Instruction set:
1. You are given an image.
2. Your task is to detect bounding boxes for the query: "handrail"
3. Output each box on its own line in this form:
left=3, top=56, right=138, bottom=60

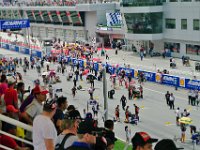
left=0, top=144, right=14, bottom=150
left=0, top=114, right=32, bottom=132
left=0, top=130, right=33, bottom=145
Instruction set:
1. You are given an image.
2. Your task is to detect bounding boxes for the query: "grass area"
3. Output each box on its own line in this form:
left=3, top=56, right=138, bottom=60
left=114, top=139, right=132, bottom=150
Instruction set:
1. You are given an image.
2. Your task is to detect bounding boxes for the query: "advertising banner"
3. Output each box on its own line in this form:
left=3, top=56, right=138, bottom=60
left=138, top=70, right=156, bottom=82
left=31, top=50, right=42, bottom=58
left=118, top=67, right=134, bottom=78
left=20, top=47, right=30, bottom=55
left=162, top=75, right=179, bottom=87
left=0, top=19, right=30, bottom=29
left=1, top=43, right=9, bottom=49
left=185, top=79, right=200, bottom=90
left=9, top=44, right=16, bottom=51
left=108, top=65, right=115, bottom=74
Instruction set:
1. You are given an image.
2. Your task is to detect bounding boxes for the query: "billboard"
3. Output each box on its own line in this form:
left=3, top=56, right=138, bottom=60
left=0, top=19, right=30, bottom=30
left=106, top=12, right=122, bottom=27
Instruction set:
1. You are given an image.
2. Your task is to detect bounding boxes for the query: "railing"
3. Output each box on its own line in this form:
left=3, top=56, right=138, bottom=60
left=0, top=114, right=33, bottom=150
left=0, top=0, right=120, bottom=7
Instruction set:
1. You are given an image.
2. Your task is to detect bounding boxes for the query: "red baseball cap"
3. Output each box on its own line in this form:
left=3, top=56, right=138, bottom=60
left=6, top=105, right=19, bottom=113
left=33, top=86, right=48, bottom=95
left=132, top=132, right=158, bottom=147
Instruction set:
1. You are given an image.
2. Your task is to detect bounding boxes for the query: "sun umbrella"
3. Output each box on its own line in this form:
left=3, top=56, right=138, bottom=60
left=82, top=69, right=89, bottom=76
left=179, top=117, right=192, bottom=124
left=87, top=74, right=97, bottom=80
left=42, top=72, right=49, bottom=76
left=93, top=58, right=101, bottom=62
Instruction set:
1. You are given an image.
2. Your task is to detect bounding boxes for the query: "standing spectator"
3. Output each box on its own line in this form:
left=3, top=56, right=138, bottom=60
left=73, top=77, right=77, bottom=87
left=180, top=123, right=187, bottom=143
left=4, top=76, right=18, bottom=109
left=140, top=45, right=144, bottom=61
left=103, top=120, right=117, bottom=144
left=169, top=93, right=175, bottom=110
left=71, top=86, right=77, bottom=98
left=66, top=121, right=96, bottom=150
left=33, top=99, right=57, bottom=150
left=165, top=91, right=170, bottom=106
left=125, top=126, right=131, bottom=143
left=0, top=74, right=8, bottom=96
left=88, top=86, right=94, bottom=99
left=55, top=110, right=81, bottom=149
left=175, top=107, right=180, bottom=126
left=134, top=104, right=140, bottom=121
left=131, top=132, right=158, bottom=150
left=120, top=95, right=127, bottom=111
left=53, top=96, right=68, bottom=135
left=188, top=90, right=192, bottom=105
left=115, top=105, right=120, bottom=122
left=155, top=139, right=184, bottom=150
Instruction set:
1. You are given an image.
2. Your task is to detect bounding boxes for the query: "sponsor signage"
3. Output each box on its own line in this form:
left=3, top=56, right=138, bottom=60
left=185, top=79, right=200, bottom=90
left=138, top=70, right=155, bottom=82
left=162, top=75, right=179, bottom=87
left=0, top=19, right=30, bottom=29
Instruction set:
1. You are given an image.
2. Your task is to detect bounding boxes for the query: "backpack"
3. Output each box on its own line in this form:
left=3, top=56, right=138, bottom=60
left=55, top=133, right=74, bottom=150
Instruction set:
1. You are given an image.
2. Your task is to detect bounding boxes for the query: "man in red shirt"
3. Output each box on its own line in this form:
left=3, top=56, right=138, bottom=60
left=4, top=76, right=18, bottom=109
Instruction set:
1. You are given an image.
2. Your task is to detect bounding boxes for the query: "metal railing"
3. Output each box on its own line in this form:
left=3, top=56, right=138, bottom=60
left=0, top=114, right=33, bottom=150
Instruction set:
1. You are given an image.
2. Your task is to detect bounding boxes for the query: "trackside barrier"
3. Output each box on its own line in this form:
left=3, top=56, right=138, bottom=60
left=64, top=56, right=200, bottom=90
left=0, top=42, right=199, bottom=90
left=0, top=42, right=42, bottom=58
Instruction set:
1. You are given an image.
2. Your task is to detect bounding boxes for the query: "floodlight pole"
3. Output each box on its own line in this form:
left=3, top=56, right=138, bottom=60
left=103, top=68, right=108, bottom=121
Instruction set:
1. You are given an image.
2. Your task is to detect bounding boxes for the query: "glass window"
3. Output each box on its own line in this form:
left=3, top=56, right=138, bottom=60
left=169, top=0, right=178, bottom=2
left=193, top=19, right=200, bottom=30
left=186, top=44, right=200, bottom=55
left=165, top=19, right=176, bottom=29
left=164, top=42, right=180, bottom=53
left=181, top=0, right=191, bottom=1
left=124, top=12, right=163, bottom=34
left=122, top=0, right=162, bottom=7
left=181, top=19, right=187, bottom=30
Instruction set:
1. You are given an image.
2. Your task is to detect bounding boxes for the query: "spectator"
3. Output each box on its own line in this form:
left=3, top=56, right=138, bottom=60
left=4, top=76, right=18, bottom=109
left=66, top=120, right=96, bottom=150
left=55, top=110, right=81, bottom=149
left=53, top=96, right=68, bottom=134
left=33, top=99, right=57, bottom=150
left=0, top=74, right=8, bottom=96
left=131, top=132, right=158, bottom=150
left=154, top=139, right=184, bottom=150
left=17, top=82, right=25, bottom=108
left=67, top=105, right=76, bottom=112
left=21, top=86, right=48, bottom=125
left=103, top=120, right=117, bottom=144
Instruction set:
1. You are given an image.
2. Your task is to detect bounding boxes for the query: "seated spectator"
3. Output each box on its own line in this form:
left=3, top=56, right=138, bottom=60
left=55, top=109, right=81, bottom=149
left=131, top=132, right=158, bottom=150
left=33, top=99, right=57, bottom=150
left=53, top=96, right=68, bottom=134
left=154, top=139, right=184, bottom=150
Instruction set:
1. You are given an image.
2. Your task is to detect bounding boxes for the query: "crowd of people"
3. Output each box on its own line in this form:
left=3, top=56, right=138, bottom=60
left=1, top=37, right=200, bottom=150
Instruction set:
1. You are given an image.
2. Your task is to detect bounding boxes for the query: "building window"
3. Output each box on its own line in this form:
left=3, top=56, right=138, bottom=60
left=186, top=44, right=200, bottom=55
left=181, top=19, right=187, bottom=30
left=164, top=42, right=180, bottom=53
left=169, top=0, right=178, bottom=2
left=165, top=19, right=176, bottom=29
left=193, top=19, right=200, bottom=30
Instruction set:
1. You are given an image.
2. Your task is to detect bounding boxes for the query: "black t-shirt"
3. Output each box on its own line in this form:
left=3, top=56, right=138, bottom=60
left=53, top=108, right=64, bottom=134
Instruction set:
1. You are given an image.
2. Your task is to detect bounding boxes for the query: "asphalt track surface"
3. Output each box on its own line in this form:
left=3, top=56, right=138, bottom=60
left=1, top=48, right=200, bottom=150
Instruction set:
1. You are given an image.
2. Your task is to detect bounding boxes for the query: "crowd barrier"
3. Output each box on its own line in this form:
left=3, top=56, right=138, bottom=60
left=1, top=42, right=199, bottom=90
left=64, top=56, right=200, bottom=91
left=0, top=42, right=42, bottom=58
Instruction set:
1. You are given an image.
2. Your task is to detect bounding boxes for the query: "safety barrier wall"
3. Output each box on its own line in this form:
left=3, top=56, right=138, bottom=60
left=0, top=42, right=42, bottom=58
left=1, top=42, right=199, bottom=90
left=64, top=56, right=200, bottom=90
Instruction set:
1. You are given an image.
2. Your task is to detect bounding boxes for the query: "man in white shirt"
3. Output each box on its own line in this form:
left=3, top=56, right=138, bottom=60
left=33, top=99, right=57, bottom=150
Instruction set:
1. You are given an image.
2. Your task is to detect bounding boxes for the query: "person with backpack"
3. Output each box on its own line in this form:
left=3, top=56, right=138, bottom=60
left=55, top=110, right=81, bottom=150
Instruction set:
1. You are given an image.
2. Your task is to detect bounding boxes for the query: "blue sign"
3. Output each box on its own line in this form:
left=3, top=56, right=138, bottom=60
left=20, top=47, right=30, bottom=55
left=162, top=75, right=179, bottom=87
left=138, top=70, right=155, bottom=82
left=185, top=79, right=200, bottom=90
left=0, top=19, right=30, bottom=29
left=117, top=67, right=134, bottom=78
left=15, top=46, right=19, bottom=52
left=9, top=44, right=15, bottom=51
left=1, top=43, right=9, bottom=49
left=93, top=63, right=99, bottom=71
left=31, top=50, right=42, bottom=58
left=108, top=65, right=115, bottom=74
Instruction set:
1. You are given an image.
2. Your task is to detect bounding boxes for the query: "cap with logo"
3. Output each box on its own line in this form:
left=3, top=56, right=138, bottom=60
left=64, top=110, right=82, bottom=120
left=77, top=121, right=94, bottom=134
left=33, top=86, right=48, bottom=95
left=7, top=76, right=16, bottom=85
left=131, top=132, right=158, bottom=147
left=155, top=139, right=184, bottom=150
